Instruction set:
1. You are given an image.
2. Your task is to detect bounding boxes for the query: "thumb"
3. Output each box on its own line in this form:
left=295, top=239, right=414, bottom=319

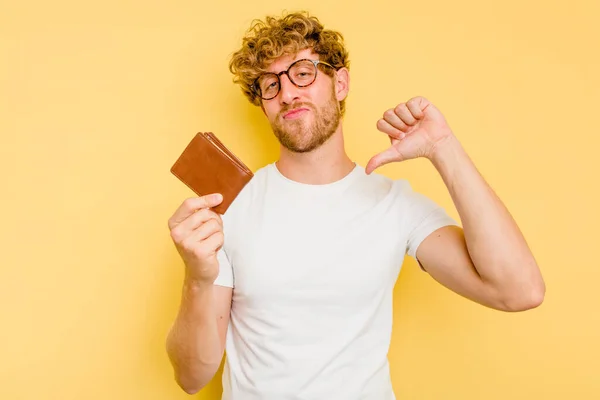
left=365, top=146, right=401, bottom=175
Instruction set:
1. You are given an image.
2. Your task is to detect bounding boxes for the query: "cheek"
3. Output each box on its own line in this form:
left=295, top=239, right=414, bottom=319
left=263, top=104, right=279, bottom=121
left=310, top=81, right=335, bottom=106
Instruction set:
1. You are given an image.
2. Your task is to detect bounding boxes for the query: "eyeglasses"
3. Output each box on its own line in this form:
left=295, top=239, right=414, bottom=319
left=253, top=58, right=336, bottom=101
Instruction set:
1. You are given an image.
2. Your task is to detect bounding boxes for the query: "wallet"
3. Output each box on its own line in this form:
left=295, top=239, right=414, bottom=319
left=170, top=132, right=254, bottom=214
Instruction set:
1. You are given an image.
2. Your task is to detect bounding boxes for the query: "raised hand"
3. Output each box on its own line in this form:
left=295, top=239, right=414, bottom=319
left=365, top=96, right=455, bottom=174
left=168, top=194, right=225, bottom=286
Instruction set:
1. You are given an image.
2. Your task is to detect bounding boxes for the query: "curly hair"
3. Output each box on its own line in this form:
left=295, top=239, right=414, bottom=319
left=228, top=11, right=350, bottom=115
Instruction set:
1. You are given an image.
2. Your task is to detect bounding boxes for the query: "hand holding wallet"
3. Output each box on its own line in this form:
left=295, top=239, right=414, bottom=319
left=170, top=132, right=254, bottom=214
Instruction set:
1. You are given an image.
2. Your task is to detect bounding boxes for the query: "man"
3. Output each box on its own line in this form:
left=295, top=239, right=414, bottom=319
left=165, top=11, right=545, bottom=400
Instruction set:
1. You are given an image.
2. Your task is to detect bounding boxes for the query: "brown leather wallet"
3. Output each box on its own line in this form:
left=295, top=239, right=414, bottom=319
left=170, top=132, right=254, bottom=214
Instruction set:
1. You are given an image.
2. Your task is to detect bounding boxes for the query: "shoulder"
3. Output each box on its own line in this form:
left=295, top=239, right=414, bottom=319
left=357, top=166, right=417, bottom=202
left=235, top=162, right=272, bottom=202
left=358, top=167, right=453, bottom=225
left=220, top=162, right=272, bottom=221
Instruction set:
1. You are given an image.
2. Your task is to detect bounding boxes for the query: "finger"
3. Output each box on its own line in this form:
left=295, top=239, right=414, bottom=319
left=365, top=146, right=402, bottom=175
left=184, top=218, right=223, bottom=247
left=168, top=194, right=223, bottom=229
left=406, top=97, right=425, bottom=120
left=382, top=109, right=409, bottom=132
left=178, top=208, right=222, bottom=233
left=170, top=209, right=222, bottom=244
left=394, top=103, right=417, bottom=126
left=377, top=119, right=406, bottom=140
left=188, top=230, right=225, bottom=257
left=205, top=230, right=225, bottom=253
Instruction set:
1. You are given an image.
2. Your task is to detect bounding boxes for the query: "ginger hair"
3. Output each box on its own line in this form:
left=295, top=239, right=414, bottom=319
left=228, top=11, right=350, bottom=115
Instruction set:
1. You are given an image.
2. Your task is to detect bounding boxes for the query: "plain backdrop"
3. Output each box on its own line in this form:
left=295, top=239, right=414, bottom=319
left=1, top=0, right=598, bottom=399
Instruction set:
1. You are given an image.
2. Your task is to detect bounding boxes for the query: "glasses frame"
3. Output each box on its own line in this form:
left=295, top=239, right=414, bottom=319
left=253, top=58, right=337, bottom=101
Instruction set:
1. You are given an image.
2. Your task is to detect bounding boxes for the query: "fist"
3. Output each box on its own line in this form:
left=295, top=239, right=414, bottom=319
left=366, top=96, right=454, bottom=174
left=168, top=193, right=225, bottom=285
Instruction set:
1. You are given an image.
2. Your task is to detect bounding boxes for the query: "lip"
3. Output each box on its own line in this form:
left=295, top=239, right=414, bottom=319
left=283, top=108, right=309, bottom=119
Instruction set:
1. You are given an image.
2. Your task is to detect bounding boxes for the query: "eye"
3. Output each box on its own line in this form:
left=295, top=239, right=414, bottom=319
left=259, top=76, right=278, bottom=92
left=293, top=67, right=315, bottom=80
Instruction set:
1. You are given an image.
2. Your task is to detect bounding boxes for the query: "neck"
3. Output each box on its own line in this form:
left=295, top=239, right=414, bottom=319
left=275, top=126, right=355, bottom=185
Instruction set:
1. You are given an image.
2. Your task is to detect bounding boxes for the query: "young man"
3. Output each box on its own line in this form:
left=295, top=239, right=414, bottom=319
left=165, top=11, right=545, bottom=399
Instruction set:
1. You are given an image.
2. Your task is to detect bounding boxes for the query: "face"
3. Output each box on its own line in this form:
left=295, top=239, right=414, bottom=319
left=260, top=49, right=348, bottom=153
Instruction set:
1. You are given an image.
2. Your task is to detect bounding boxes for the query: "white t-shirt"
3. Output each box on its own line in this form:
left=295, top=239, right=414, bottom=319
left=213, top=162, right=459, bottom=400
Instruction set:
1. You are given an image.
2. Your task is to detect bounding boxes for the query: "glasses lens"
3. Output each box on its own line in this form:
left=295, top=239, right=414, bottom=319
left=289, top=60, right=317, bottom=86
left=257, top=73, right=280, bottom=99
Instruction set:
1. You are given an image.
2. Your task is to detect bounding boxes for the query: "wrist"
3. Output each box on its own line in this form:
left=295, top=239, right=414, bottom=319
left=183, top=276, right=214, bottom=292
left=179, top=278, right=215, bottom=318
left=428, top=135, right=464, bottom=170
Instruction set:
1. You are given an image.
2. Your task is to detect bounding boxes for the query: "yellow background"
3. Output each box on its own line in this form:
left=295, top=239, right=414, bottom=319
left=1, top=0, right=598, bottom=399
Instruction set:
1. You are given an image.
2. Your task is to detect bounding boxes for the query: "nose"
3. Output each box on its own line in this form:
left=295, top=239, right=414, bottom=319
left=278, top=73, right=301, bottom=105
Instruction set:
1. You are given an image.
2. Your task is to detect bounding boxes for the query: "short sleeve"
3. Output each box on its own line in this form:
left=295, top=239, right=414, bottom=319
left=400, top=182, right=460, bottom=259
left=213, top=247, right=234, bottom=288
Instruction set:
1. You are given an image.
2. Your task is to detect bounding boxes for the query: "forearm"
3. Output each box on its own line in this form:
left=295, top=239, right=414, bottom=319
left=430, top=137, right=545, bottom=306
left=166, top=282, right=223, bottom=393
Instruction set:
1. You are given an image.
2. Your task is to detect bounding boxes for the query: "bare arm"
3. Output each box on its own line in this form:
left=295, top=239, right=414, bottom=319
left=165, top=194, right=233, bottom=393
left=367, top=96, right=545, bottom=312
left=166, top=283, right=232, bottom=394
left=417, top=137, right=545, bottom=312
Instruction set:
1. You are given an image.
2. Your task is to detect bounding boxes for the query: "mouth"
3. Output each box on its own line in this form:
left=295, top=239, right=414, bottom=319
left=283, top=108, right=309, bottom=119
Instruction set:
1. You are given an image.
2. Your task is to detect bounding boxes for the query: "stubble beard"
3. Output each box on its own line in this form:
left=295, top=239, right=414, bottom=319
left=271, top=87, right=341, bottom=154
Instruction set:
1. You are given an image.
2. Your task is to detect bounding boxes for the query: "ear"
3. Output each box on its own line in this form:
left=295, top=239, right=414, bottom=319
left=334, top=67, right=350, bottom=102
